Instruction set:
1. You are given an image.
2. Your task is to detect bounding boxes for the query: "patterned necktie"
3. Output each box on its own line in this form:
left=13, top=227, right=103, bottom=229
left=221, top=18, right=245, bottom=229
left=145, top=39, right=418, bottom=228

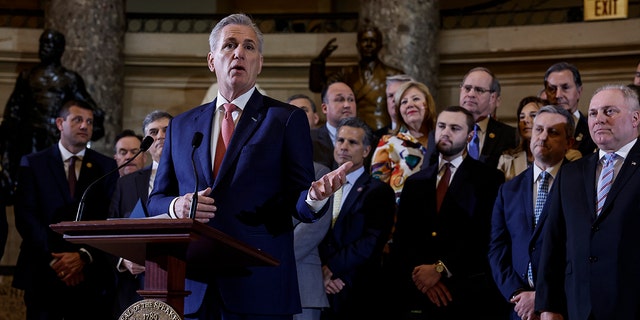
left=68, top=156, right=77, bottom=197
left=436, top=163, right=451, bottom=213
left=214, top=103, right=237, bottom=177
left=331, top=186, right=344, bottom=228
left=528, top=171, right=550, bottom=287
left=596, top=153, right=616, bottom=216
left=468, top=124, right=480, bottom=160
left=534, top=171, right=550, bottom=227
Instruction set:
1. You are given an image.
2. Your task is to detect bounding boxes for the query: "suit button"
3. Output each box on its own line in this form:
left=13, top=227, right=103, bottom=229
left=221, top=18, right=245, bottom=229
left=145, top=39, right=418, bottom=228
left=588, top=256, right=598, bottom=262
left=431, top=231, right=437, bottom=237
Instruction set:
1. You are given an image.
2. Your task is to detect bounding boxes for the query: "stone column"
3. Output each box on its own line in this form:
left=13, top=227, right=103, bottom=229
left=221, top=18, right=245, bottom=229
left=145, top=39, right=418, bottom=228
left=360, top=0, right=440, bottom=99
left=44, top=0, right=126, bottom=154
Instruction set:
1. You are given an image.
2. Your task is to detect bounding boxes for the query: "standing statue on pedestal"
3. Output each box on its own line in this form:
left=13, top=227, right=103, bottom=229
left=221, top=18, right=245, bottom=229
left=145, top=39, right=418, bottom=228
left=0, top=29, right=104, bottom=202
left=309, top=24, right=403, bottom=130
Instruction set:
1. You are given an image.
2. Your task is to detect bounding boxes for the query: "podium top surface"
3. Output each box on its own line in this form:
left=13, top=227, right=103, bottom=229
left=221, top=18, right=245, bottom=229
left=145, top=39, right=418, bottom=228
left=50, top=218, right=279, bottom=268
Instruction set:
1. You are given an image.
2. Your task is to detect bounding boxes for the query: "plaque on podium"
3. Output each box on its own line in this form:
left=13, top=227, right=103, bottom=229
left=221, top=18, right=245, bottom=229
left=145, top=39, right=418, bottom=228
left=50, top=219, right=279, bottom=318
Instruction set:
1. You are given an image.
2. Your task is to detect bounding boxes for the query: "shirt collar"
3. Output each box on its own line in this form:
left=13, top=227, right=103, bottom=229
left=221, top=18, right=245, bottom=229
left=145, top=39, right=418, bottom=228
left=345, top=166, right=365, bottom=186
left=475, top=116, right=490, bottom=133
left=598, top=138, right=637, bottom=161
left=216, top=86, right=256, bottom=111
left=440, top=154, right=464, bottom=170
left=58, top=141, right=86, bottom=161
left=532, top=161, right=562, bottom=183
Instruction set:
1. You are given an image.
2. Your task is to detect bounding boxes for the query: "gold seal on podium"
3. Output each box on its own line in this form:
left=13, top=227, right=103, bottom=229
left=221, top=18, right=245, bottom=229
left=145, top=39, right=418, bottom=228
left=119, top=299, right=181, bottom=320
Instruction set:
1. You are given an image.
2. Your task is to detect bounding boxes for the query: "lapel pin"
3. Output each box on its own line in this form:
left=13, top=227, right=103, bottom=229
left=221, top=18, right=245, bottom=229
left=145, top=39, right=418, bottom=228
left=357, top=187, right=363, bottom=192
left=632, top=161, right=637, bottom=166
left=251, top=117, right=257, bottom=122
left=489, top=133, right=495, bottom=139
left=86, top=162, right=92, bottom=168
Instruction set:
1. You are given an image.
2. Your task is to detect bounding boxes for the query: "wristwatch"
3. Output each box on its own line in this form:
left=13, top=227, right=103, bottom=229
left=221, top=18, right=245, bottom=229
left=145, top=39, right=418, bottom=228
left=435, top=260, right=446, bottom=273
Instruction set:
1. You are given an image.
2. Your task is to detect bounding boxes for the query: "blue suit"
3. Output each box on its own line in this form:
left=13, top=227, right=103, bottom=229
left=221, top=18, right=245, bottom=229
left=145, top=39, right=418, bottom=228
left=536, top=140, right=640, bottom=319
left=12, top=145, right=118, bottom=319
left=148, top=89, right=322, bottom=316
left=319, top=171, right=396, bottom=319
left=488, top=165, right=560, bottom=319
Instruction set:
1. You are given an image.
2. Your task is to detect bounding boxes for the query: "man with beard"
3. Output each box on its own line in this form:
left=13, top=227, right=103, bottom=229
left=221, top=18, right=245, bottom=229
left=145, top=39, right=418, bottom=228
left=387, top=106, right=508, bottom=319
left=543, top=62, right=596, bottom=157
left=309, top=25, right=402, bottom=131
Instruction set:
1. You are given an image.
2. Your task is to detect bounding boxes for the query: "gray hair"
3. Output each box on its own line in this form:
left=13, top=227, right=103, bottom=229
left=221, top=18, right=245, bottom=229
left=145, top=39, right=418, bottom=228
left=592, top=84, right=640, bottom=111
left=142, top=110, right=173, bottom=135
left=536, top=105, right=575, bottom=140
left=209, top=13, right=264, bottom=54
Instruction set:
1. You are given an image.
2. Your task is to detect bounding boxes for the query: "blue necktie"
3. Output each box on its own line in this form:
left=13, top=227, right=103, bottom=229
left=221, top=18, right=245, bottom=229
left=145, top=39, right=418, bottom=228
left=528, top=171, right=550, bottom=287
left=596, top=153, right=616, bottom=216
left=468, top=124, right=480, bottom=160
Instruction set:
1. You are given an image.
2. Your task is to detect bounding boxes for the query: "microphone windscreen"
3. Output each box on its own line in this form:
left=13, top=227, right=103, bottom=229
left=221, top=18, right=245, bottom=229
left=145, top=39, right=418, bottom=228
left=192, top=132, right=204, bottom=148
left=140, top=136, right=155, bottom=151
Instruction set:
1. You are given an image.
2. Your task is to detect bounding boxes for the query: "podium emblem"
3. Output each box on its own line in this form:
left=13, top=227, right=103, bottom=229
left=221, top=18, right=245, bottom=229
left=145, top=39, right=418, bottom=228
left=119, top=299, right=180, bottom=320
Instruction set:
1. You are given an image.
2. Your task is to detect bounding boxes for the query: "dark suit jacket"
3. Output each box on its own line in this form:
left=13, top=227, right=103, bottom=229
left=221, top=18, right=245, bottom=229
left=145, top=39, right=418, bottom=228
left=389, top=155, right=508, bottom=318
left=12, top=145, right=117, bottom=317
left=319, top=170, right=396, bottom=318
left=108, top=166, right=152, bottom=317
left=488, top=162, right=567, bottom=319
left=311, top=125, right=338, bottom=170
left=536, top=140, right=640, bottom=319
left=574, top=111, right=597, bottom=157
left=480, top=117, right=518, bottom=169
left=110, top=166, right=152, bottom=219
left=148, top=90, right=322, bottom=316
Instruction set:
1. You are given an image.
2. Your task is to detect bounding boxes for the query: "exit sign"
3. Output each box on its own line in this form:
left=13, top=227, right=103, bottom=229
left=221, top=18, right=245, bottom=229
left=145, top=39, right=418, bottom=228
left=584, top=0, right=628, bottom=21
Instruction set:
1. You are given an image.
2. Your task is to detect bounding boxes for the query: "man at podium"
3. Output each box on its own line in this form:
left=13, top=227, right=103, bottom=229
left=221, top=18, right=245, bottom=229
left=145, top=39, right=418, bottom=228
left=148, top=13, right=348, bottom=320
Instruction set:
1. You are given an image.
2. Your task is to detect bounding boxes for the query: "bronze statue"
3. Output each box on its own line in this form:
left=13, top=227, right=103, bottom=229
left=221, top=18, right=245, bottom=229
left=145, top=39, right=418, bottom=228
left=0, top=29, right=104, bottom=201
left=309, top=24, right=403, bottom=130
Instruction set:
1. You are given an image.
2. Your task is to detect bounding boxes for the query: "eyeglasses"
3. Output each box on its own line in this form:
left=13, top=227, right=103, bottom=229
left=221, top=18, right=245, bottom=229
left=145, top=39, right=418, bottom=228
left=460, top=85, right=493, bottom=95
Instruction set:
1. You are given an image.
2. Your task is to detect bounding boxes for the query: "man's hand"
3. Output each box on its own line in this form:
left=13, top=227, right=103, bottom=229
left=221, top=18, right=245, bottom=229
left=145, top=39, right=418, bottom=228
left=540, top=312, right=563, bottom=320
left=309, top=161, right=353, bottom=201
left=412, top=264, right=442, bottom=293
left=50, top=252, right=85, bottom=286
left=511, top=291, right=539, bottom=320
left=426, top=281, right=452, bottom=307
left=173, top=187, right=216, bottom=222
left=322, top=265, right=345, bottom=294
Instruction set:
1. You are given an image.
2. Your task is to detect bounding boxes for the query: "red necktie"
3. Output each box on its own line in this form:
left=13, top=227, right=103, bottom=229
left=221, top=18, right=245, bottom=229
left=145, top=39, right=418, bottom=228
left=68, top=156, right=77, bottom=197
left=214, top=103, right=237, bottom=177
left=436, top=163, right=451, bottom=213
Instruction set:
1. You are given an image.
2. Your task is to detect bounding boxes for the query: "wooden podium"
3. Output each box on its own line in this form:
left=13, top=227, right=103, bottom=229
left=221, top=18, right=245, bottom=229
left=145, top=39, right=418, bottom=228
left=50, top=219, right=279, bottom=318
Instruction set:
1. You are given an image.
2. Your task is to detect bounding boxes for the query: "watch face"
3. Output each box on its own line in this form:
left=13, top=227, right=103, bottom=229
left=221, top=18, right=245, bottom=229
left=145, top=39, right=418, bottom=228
left=436, top=265, right=444, bottom=273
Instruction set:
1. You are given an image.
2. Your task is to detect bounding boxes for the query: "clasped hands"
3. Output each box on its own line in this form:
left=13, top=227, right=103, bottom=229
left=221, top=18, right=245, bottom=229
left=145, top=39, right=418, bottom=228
left=173, top=161, right=353, bottom=222
left=412, top=264, right=452, bottom=307
left=50, top=252, right=85, bottom=287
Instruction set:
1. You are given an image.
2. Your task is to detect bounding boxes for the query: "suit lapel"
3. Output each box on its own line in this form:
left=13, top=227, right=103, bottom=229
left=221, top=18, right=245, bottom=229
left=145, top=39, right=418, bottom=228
left=189, top=102, right=216, bottom=186
left=582, top=152, right=599, bottom=219
left=521, top=168, right=535, bottom=232
left=334, top=172, right=368, bottom=230
left=213, top=90, right=264, bottom=188
left=599, top=140, right=640, bottom=218
left=48, top=146, right=70, bottom=198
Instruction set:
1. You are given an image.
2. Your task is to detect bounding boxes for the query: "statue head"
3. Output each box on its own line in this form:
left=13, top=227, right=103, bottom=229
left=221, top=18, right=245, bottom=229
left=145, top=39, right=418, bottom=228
left=356, top=24, right=382, bottom=60
left=39, top=29, right=65, bottom=64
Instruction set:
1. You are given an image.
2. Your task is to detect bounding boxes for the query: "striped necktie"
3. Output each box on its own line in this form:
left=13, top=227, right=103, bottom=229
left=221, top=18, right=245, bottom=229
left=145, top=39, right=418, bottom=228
left=468, top=124, right=480, bottom=160
left=596, top=153, right=616, bottom=216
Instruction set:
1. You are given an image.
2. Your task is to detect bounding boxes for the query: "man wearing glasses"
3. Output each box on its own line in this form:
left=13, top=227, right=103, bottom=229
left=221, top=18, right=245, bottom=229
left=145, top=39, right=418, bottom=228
left=459, top=67, right=517, bottom=169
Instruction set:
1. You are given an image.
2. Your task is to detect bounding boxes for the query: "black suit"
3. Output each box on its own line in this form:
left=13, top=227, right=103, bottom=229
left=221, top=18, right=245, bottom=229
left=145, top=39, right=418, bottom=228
left=389, top=155, right=509, bottom=319
left=12, top=145, right=118, bottom=320
left=311, top=125, right=338, bottom=170
left=108, top=166, right=152, bottom=317
left=319, top=170, right=396, bottom=319
left=536, top=140, right=640, bottom=319
left=573, top=111, right=596, bottom=157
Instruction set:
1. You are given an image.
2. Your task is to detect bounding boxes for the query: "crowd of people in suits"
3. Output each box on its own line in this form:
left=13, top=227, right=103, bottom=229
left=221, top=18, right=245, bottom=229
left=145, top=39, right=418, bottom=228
left=2, top=12, right=640, bottom=320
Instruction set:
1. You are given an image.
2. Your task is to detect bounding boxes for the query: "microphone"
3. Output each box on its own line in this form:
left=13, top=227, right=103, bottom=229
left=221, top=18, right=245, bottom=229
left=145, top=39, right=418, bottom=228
left=75, top=135, right=154, bottom=221
left=189, top=132, right=204, bottom=219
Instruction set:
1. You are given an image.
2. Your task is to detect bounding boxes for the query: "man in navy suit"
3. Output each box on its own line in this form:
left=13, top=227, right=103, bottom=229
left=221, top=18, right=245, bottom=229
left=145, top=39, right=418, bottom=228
left=459, top=67, right=517, bottom=169
left=147, top=14, right=348, bottom=320
left=311, top=82, right=357, bottom=170
left=319, top=117, right=396, bottom=320
left=108, top=110, right=172, bottom=318
left=12, top=99, right=118, bottom=320
left=389, top=106, right=508, bottom=319
left=488, top=105, right=575, bottom=320
left=543, top=62, right=597, bottom=158
left=536, top=85, right=640, bottom=319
